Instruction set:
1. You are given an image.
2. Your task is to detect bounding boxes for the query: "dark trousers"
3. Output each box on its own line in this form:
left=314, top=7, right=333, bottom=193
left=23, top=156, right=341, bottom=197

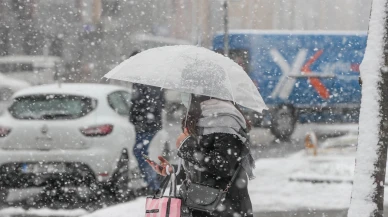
left=133, top=131, right=160, bottom=190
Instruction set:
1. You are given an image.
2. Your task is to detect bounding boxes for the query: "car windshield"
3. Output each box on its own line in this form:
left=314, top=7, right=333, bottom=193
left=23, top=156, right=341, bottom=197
left=8, top=94, right=97, bottom=120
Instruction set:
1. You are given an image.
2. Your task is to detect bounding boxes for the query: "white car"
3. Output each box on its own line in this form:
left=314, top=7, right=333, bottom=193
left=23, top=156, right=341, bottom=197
left=0, top=83, right=147, bottom=202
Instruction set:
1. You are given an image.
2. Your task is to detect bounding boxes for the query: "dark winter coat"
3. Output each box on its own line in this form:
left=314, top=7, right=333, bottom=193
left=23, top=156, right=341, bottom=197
left=129, top=84, right=164, bottom=133
left=177, top=133, right=253, bottom=217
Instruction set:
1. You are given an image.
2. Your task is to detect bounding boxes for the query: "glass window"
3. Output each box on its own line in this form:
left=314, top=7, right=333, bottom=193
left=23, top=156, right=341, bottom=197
left=9, top=94, right=97, bottom=120
left=120, top=91, right=131, bottom=108
left=108, top=91, right=130, bottom=116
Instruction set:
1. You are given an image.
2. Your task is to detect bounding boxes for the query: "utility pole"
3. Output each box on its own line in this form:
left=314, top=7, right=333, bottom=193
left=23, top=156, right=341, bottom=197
left=223, top=0, right=229, bottom=57
left=373, top=4, right=388, bottom=215
left=348, top=0, right=388, bottom=216
left=191, top=0, right=197, bottom=44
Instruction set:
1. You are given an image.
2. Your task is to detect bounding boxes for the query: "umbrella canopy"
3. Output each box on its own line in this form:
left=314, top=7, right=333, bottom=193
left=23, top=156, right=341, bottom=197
left=103, top=45, right=267, bottom=113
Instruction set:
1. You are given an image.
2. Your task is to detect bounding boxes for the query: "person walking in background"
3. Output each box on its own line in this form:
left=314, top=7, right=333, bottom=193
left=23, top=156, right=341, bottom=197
left=129, top=50, right=165, bottom=193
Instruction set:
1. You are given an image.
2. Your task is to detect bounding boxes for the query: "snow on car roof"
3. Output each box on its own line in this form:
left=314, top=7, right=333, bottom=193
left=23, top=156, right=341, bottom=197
left=12, top=83, right=129, bottom=99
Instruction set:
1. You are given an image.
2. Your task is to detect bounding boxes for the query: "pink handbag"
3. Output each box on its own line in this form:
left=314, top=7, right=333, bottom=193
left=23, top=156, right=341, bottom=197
left=145, top=173, right=182, bottom=217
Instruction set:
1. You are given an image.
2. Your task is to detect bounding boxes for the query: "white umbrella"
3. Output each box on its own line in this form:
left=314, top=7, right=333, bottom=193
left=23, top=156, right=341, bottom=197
left=103, top=45, right=267, bottom=113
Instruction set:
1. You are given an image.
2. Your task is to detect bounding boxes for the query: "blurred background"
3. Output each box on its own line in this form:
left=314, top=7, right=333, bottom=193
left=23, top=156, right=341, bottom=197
left=0, top=0, right=371, bottom=82
left=0, top=1, right=376, bottom=217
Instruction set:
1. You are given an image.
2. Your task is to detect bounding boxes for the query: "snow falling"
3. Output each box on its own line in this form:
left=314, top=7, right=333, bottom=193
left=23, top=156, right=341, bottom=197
left=0, top=0, right=386, bottom=217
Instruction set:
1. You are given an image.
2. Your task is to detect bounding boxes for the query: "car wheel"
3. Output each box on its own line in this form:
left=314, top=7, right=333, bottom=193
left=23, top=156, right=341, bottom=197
left=270, top=105, right=297, bottom=141
left=111, top=150, right=131, bottom=202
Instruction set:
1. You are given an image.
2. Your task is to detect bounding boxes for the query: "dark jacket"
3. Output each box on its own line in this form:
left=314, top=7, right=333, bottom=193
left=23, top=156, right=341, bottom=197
left=129, top=84, right=164, bottom=133
left=177, top=133, right=253, bottom=217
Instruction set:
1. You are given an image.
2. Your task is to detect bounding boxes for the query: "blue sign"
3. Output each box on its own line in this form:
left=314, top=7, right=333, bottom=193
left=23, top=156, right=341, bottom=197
left=213, top=31, right=367, bottom=123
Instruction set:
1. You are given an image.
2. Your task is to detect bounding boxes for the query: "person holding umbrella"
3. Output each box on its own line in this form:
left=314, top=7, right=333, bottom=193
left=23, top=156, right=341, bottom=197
left=103, top=46, right=267, bottom=217
left=153, top=95, right=255, bottom=216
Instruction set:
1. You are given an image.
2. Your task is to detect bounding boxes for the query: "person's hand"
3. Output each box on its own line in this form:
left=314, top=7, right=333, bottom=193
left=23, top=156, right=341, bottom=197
left=176, top=128, right=190, bottom=149
left=146, top=156, right=173, bottom=176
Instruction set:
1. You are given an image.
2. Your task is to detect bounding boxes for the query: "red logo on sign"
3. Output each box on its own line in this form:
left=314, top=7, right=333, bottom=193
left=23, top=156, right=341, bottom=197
left=301, top=50, right=330, bottom=100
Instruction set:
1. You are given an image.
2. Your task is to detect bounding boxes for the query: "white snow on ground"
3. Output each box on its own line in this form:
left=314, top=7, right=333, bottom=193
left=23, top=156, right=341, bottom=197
left=249, top=154, right=354, bottom=211
left=0, top=207, right=87, bottom=217
left=348, top=0, right=386, bottom=216
left=81, top=150, right=362, bottom=217
left=289, top=156, right=355, bottom=183
left=82, top=197, right=145, bottom=217
left=81, top=141, right=388, bottom=217
left=82, top=157, right=352, bottom=217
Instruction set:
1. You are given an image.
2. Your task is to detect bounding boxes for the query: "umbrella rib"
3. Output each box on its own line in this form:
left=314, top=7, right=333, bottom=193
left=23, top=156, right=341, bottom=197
left=225, top=66, right=236, bottom=104
left=251, top=82, right=262, bottom=111
left=160, top=73, right=167, bottom=90
left=159, top=60, right=171, bottom=91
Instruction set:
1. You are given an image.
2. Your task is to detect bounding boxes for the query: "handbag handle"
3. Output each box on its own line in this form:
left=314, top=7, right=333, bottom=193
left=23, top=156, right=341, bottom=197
left=224, top=164, right=242, bottom=192
left=154, top=175, right=171, bottom=198
left=168, top=172, right=177, bottom=197
left=155, top=168, right=178, bottom=198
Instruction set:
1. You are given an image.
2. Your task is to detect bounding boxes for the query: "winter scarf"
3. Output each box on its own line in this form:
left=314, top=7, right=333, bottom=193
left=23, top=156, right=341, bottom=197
left=197, top=99, right=256, bottom=179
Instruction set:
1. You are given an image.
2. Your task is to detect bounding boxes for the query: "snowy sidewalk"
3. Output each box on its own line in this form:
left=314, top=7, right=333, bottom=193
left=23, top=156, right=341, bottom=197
left=0, top=207, right=87, bottom=217
left=78, top=152, right=358, bottom=217
left=3, top=148, right=387, bottom=217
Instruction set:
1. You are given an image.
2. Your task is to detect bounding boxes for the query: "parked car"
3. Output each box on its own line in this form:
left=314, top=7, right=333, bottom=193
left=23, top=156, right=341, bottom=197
left=0, top=55, right=64, bottom=85
left=213, top=30, right=366, bottom=140
left=0, top=73, right=30, bottom=112
left=0, top=83, right=168, bottom=202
